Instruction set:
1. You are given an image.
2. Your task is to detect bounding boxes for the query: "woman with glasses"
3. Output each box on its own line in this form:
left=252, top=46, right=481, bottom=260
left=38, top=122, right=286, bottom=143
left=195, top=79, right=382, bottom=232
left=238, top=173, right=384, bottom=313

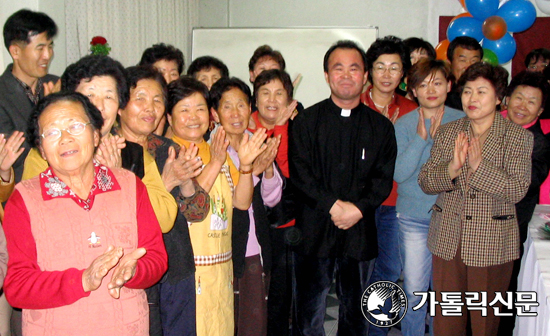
left=2, top=91, right=168, bottom=335
left=361, top=36, right=418, bottom=336
left=419, top=62, right=532, bottom=336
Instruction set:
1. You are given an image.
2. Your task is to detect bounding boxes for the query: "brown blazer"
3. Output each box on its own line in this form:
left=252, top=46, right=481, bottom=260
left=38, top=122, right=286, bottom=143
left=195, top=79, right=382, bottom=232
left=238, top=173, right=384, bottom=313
left=418, top=113, right=533, bottom=267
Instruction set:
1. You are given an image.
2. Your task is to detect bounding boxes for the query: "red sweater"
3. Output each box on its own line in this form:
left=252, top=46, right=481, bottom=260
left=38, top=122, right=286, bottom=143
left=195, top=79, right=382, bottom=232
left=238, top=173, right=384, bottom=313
left=249, top=111, right=290, bottom=178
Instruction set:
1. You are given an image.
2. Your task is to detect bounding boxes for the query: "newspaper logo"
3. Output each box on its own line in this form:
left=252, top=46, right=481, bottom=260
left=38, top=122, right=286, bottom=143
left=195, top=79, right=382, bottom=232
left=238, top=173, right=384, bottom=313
left=361, top=281, right=407, bottom=327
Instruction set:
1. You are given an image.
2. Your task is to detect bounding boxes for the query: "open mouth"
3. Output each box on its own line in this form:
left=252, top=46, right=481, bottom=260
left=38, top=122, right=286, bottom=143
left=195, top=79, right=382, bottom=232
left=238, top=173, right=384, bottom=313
left=60, top=149, right=78, bottom=157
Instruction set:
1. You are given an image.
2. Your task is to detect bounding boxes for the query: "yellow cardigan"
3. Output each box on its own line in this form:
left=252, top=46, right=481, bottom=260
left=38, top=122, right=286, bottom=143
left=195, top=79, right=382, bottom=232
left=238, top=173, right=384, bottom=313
left=22, top=147, right=177, bottom=232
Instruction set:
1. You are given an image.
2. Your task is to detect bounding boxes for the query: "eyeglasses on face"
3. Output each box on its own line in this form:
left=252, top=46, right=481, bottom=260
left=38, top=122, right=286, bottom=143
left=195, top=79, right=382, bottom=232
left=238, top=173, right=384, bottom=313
left=373, top=65, right=403, bottom=76
left=41, top=122, right=91, bottom=141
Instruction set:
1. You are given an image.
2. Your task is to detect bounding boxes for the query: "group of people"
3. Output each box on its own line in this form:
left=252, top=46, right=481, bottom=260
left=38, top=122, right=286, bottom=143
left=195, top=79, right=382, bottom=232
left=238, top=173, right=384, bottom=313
left=0, top=7, right=549, bottom=336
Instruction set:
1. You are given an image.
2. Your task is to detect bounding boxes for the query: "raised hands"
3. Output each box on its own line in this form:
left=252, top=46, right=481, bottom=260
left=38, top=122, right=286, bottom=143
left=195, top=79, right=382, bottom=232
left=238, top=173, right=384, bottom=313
left=95, top=134, right=126, bottom=168
left=252, top=134, right=281, bottom=177
left=429, top=106, right=445, bottom=140
left=107, top=247, right=146, bottom=299
left=82, top=245, right=123, bottom=293
left=448, top=131, right=469, bottom=179
left=162, top=143, right=203, bottom=194
left=0, top=131, right=25, bottom=182
left=210, top=126, right=230, bottom=165
left=275, top=100, right=299, bottom=126
left=238, top=128, right=268, bottom=168
left=467, top=135, right=482, bottom=172
left=43, top=79, right=61, bottom=97
left=381, top=106, right=399, bottom=124
left=417, top=107, right=445, bottom=141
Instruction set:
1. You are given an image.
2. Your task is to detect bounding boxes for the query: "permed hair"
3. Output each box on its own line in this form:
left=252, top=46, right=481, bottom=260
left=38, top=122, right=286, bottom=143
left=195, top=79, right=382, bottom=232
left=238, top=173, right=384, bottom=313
left=457, top=62, right=509, bottom=101
left=403, top=37, right=436, bottom=60
left=61, top=55, right=129, bottom=109
left=166, top=76, right=210, bottom=115
left=507, top=70, right=550, bottom=108
left=366, top=35, right=411, bottom=83
left=524, top=48, right=550, bottom=68
left=125, top=65, right=168, bottom=104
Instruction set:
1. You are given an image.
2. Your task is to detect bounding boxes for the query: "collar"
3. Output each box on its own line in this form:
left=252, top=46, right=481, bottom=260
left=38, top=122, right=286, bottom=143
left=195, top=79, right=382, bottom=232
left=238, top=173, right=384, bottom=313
left=362, top=85, right=398, bottom=112
left=500, top=110, right=538, bottom=130
left=40, top=161, right=121, bottom=211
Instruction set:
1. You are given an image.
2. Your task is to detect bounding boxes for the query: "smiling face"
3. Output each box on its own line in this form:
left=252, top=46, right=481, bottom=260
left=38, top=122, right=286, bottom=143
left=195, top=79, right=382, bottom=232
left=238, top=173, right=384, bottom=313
left=250, top=57, right=280, bottom=83
left=119, top=79, right=165, bottom=141
left=169, top=92, right=209, bottom=143
left=371, top=53, right=403, bottom=95
left=38, top=100, right=99, bottom=176
left=507, top=85, right=544, bottom=126
left=212, top=88, right=251, bottom=136
left=325, top=48, right=368, bottom=107
left=256, top=79, right=290, bottom=127
left=461, top=77, right=500, bottom=126
left=10, top=31, right=54, bottom=85
left=76, top=75, right=119, bottom=137
left=153, top=59, right=180, bottom=84
left=451, top=47, right=481, bottom=81
left=195, top=67, right=222, bottom=90
left=412, top=70, right=451, bottom=112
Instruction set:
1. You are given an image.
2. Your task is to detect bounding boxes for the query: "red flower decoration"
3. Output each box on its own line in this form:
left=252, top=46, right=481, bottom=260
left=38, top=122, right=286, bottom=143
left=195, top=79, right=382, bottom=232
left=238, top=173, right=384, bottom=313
left=90, top=36, right=107, bottom=46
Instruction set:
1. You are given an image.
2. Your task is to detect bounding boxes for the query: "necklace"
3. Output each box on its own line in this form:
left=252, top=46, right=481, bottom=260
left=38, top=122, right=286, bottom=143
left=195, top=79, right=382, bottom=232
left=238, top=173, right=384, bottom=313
left=369, top=90, right=393, bottom=109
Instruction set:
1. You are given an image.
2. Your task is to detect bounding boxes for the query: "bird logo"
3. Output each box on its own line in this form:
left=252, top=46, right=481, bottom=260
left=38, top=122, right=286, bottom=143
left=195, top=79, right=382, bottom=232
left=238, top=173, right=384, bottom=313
left=361, top=281, right=407, bottom=327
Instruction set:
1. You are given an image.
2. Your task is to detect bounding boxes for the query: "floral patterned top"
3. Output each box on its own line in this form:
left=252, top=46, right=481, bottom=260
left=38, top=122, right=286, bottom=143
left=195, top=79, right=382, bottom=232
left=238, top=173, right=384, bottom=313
left=40, top=161, right=120, bottom=211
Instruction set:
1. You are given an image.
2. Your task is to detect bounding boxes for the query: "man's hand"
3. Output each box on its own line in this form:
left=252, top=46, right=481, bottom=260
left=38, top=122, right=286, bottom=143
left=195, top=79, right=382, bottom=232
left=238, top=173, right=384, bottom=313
left=330, top=200, right=363, bottom=230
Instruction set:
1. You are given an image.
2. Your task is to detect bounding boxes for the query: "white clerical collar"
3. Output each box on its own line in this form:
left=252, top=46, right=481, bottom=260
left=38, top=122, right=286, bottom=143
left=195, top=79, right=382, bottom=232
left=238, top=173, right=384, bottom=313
left=341, top=109, right=351, bottom=117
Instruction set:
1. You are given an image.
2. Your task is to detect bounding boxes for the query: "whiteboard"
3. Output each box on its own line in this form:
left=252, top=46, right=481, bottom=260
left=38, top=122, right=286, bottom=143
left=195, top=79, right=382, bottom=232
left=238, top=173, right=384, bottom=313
left=192, top=27, right=378, bottom=108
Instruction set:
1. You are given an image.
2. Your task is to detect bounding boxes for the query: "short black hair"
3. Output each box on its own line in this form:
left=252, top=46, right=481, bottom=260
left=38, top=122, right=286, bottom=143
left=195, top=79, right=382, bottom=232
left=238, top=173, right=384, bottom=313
left=524, top=48, right=550, bottom=68
left=447, top=36, right=483, bottom=62
left=125, top=65, right=168, bottom=104
left=3, top=9, right=57, bottom=50
left=365, top=36, right=410, bottom=83
left=31, top=91, right=104, bottom=147
left=187, top=56, right=229, bottom=79
left=253, top=69, right=294, bottom=103
left=507, top=70, right=550, bottom=108
left=248, top=45, right=286, bottom=72
left=403, top=37, right=436, bottom=60
left=209, top=77, right=252, bottom=112
left=139, top=43, right=185, bottom=75
left=457, top=62, right=508, bottom=101
left=323, top=40, right=367, bottom=73
left=61, top=55, right=129, bottom=109
left=167, top=76, right=210, bottom=115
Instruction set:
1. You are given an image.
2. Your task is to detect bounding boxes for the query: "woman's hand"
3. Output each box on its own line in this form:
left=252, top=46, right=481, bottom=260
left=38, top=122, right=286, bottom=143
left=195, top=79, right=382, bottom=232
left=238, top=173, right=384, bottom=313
left=0, top=131, right=25, bottom=182
left=210, top=126, right=229, bottom=165
left=275, top=100, right=298, bottom=126
left=43, top=79, right=61, bottom=97
left=252, top=134, right=281, bottom=177
left=429, top=106, right=445, bottom=140
left=417, top=108, right=428, bottom=141
left=448, top=131, right=469, bottom=179
left=82, top=245, right=123, bottom=293
left=95, top=134, right=126, bottom=168
left=162, top=144, right=203, bottom=193
left=238, top=128, right=268, bottom=168
left=468, top=135, right=482, bottom=172
left=107, top=247, right=147, bottom=299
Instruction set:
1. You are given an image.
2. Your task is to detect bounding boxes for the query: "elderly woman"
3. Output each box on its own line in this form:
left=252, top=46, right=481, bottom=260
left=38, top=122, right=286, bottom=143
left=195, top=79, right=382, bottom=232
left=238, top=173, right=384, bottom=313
left=393, top=59, right=463, bottom=336
left=209, top=77, right=282, bottom=336
left=118, top=66, right=209, bottom=336
left=418, top=62, right=532, bottom=336
left=2, top=92, right=167, bottom=335
left=23, top=55, right=129, bottom=179
left=167, top=76, right=266, bottom=336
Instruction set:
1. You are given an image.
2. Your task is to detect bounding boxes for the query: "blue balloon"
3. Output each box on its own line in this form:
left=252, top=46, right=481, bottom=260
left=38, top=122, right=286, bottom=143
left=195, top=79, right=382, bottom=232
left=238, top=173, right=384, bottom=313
left=447, top=17, right=484, bottom=42
left=465, top=0, right=499, bottom=21
left=496, top=0, right=537, bottom=33
left=482, top=33, right=517, bottom=64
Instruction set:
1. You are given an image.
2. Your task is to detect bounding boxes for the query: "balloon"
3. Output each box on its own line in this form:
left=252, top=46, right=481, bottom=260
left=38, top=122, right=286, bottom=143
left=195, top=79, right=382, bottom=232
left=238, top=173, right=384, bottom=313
left=496, top=0, right=537, bottom=33
left=459, top=0, right=466, bottom=8
left=535, top=0, right=550, bottom=15
left=435, top=40, right=450, bottom=60
left=451, top=12, right=473, bottom=23
left=482, top=16, right=507, bottom=40
left=465, top=0, right=499, bottom=21
left=482, top=33, right=517, bottom=64
left=482, top=48, right=499, bottom=65
left=447, top=17, right=484, bottom=42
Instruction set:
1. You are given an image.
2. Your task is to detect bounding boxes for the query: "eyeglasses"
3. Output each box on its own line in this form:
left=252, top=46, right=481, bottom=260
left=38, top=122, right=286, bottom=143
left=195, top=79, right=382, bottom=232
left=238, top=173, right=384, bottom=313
left=528, top=64, right=548, bottom=71
left=373, top=65, right=403, bottom=76
left=41, top=122, right=91, bottom=141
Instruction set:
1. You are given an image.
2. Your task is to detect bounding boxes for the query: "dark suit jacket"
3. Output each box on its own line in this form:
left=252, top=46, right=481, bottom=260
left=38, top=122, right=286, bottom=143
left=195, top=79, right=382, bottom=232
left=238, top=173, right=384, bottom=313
left=0, top=64, right=58, bottom=182
left=418, top=113, right=533, bottom=267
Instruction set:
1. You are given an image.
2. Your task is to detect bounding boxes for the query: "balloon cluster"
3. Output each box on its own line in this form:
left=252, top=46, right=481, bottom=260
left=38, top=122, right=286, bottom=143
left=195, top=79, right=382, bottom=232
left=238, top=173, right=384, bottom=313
left=436, top=0, right=537, bottom=65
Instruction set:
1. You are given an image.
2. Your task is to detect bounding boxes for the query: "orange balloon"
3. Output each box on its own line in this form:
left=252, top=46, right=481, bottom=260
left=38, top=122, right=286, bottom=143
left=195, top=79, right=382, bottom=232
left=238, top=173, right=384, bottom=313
left=451, top=12, right=473, bottom=23
left=482, top=16, right=507, bottom=41
left=458, top=0, right=466, bottom=8
left=436, top=40, right=450, bottom=60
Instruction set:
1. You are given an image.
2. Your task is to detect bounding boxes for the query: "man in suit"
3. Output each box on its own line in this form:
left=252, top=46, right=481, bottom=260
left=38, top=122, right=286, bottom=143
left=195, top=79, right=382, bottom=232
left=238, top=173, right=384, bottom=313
left=1, top=9, right=58, bottom=183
